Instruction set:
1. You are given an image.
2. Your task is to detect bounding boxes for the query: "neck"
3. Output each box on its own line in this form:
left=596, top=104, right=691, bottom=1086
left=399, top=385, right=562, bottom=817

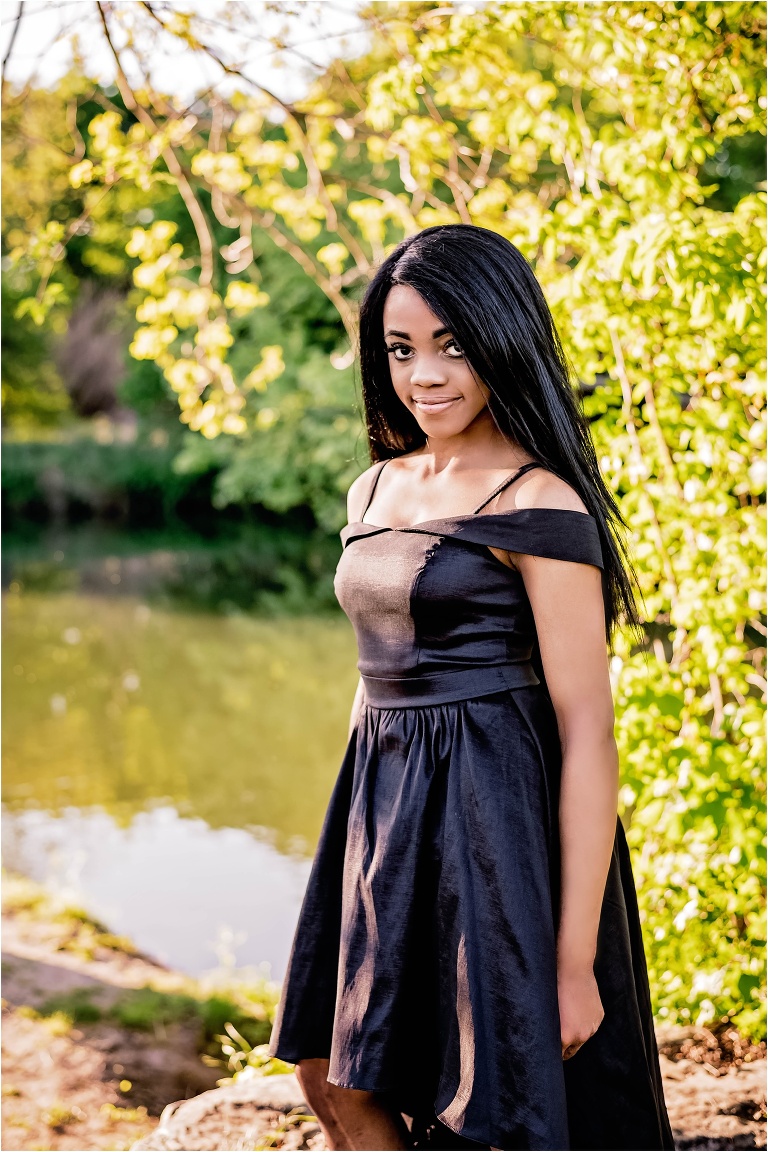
left=421, top=411, right=525, bottom=475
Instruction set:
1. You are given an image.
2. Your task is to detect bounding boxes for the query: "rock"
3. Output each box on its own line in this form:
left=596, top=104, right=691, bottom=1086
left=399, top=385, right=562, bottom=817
left=657, top=1025, right=767, bottom=1070
left=131, top=1072, right=323, bottom=1151
left=664, top=1059, right=767, bottom=1150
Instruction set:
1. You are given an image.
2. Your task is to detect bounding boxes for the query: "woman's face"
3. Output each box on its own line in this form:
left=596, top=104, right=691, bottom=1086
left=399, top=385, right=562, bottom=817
left=382, top=285, right=490, bottom=438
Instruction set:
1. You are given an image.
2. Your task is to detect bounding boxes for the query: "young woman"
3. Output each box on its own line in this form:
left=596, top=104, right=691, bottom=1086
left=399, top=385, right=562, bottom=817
left=269, top=224, right=675, bottom=1152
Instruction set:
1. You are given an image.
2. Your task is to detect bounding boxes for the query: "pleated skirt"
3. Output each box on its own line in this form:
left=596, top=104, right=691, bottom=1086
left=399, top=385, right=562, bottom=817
left=268, top=686, right=675, bottom=1151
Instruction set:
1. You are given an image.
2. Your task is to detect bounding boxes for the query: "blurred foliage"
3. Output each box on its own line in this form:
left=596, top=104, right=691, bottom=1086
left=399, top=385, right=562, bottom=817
left=3, top=521, right=341, bottom=612
left=1, top=276, right=72, bottom=430
left=171, top=228, right=365, bottom=528
left=210, top=1025, right=295, bottom=1081
left=3, top=1, right=766, bottom=1036
left=1, top=433, right=210, bottom=525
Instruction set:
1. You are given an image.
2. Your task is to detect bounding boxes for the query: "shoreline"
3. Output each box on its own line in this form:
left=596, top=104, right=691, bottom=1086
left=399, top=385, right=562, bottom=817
left=1, top=872, right=283, bottom=1152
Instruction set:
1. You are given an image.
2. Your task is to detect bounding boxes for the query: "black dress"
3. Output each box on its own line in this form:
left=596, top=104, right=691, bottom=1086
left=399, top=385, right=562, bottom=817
left=269, top=460, right=675, bottom=1152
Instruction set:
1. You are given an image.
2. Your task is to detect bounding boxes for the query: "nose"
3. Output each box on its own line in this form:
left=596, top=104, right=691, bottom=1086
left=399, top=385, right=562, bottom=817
left=408, top=353, right=449, bottom=387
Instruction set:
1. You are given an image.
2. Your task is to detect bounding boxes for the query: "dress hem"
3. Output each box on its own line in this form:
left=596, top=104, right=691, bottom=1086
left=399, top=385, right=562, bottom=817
left=326, top=1073, right=401, bottom=1094
left=267, top=1044, right=329, bottom=1065
left=319, top=1069, right=528, bottom=1151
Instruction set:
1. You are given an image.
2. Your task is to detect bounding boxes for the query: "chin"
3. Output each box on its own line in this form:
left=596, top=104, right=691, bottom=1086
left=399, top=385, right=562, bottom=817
left=414, top=413, right=481, bottom=439
left=414, top=417, right=466, bottom=438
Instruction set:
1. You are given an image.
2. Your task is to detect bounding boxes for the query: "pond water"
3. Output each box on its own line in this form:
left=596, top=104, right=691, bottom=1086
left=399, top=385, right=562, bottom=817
left=2, top=532, right=358, bottom=981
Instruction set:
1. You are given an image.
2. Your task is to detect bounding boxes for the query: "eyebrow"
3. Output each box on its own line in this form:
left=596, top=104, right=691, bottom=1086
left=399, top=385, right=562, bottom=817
left=384, top=327, right=452, bottom=340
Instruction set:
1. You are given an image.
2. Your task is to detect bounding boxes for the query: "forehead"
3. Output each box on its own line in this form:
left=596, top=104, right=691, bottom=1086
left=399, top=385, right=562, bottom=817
left=383, top=285, right=443, bottom=331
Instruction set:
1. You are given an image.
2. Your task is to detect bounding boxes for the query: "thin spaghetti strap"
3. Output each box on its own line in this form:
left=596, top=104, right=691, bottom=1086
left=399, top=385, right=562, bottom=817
left=472, top=461, right=543, bottom=515
left=360, top=459, right=392, bottom=522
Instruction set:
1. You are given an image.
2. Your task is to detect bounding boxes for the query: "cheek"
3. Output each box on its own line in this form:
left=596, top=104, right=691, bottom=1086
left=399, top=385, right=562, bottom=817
left=463, top=372, right=490, bottom=413
left=389, top=366, right=412, bottom=407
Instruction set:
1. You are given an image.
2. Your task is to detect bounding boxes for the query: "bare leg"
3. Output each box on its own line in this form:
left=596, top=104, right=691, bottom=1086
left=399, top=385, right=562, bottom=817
left=296, top=1058, right=409, bottom=1151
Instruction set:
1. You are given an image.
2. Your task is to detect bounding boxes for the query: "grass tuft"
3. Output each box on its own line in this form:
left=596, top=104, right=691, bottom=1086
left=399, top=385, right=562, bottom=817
left=41, top=1103, right=83, bottom=1130
left=40, top=988, right=103, bottom=1024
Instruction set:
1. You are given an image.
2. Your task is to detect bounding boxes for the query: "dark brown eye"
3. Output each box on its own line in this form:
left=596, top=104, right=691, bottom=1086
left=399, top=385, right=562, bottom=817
left=385, top=344, right=413, bottom=361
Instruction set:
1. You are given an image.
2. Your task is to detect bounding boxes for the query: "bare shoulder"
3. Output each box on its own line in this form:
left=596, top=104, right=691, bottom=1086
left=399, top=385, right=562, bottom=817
left=501, top=466, right=590, bottom=515
left=346, top=462, right=383, bottom=523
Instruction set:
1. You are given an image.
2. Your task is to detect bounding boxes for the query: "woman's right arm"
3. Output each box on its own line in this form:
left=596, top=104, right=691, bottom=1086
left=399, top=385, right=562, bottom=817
left=344, top=467, right=376, bottom=742
left=348, top=676, right=366, bottom=741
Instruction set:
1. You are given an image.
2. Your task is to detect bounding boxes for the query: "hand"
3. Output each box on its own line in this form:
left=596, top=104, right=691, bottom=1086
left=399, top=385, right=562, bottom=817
left=557, top=965, right=604, bottom=1060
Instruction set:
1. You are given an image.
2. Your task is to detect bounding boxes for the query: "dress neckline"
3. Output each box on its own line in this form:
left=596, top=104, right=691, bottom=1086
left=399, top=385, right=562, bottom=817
left=350, top=506, right=592, bottom=534
left=357, top=459, right=592, bottom=532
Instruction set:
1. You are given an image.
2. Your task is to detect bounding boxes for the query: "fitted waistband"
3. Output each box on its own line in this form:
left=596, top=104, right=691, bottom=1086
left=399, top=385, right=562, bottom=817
left=361, top=663, right=540, bottom=708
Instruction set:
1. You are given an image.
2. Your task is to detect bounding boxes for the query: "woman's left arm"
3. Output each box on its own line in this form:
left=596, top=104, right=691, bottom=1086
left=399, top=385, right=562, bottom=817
left=511, top=546, right=618, bottom=1060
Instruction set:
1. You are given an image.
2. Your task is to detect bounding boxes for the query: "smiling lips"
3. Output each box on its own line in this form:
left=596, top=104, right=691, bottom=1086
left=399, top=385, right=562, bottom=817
left=413, top=395, right=462, bottom=414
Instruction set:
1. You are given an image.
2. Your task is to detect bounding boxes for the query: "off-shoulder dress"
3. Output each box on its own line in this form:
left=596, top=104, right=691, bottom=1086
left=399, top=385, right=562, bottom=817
left=269, top=460, right=674, bottom=1152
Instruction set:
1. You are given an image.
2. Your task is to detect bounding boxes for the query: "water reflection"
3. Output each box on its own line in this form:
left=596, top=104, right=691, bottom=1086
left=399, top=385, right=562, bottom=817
left=2, top=806, right=312, bottom=979
left=3, top=523, right=342, bottom=615
left=3, top=582, right=359, bottom=974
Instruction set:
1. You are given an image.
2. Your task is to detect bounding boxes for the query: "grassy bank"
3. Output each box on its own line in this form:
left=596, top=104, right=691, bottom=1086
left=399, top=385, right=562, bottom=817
left=1, top=872, right=291, bottom=1152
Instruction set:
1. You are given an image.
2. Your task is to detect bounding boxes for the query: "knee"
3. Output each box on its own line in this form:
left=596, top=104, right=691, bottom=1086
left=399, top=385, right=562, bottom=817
left=296, top=1060, right=378, bottom=1125
left=295, top=1058, right=336, bottom=1116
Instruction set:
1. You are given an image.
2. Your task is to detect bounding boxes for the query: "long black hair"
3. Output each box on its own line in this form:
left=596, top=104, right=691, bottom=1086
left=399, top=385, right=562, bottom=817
left=358, top=223, right=641, bottom=644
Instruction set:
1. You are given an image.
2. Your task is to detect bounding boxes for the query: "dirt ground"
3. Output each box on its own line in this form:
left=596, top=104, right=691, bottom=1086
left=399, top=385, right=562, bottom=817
left=1, top=879, right=765, bottom=1152
left=1, top=901, right=222, bottom=1151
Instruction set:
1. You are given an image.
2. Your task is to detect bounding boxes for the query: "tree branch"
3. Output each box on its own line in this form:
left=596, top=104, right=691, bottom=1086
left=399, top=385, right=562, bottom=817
left=97, top=0, right=215, bottom=288
left=139, top=1, right=371, bottom=273
left=609, top=328, right=680, bottom=599
left=253, top=210, right=357, bottom=342
left=2, top=0, right=24, bottom=82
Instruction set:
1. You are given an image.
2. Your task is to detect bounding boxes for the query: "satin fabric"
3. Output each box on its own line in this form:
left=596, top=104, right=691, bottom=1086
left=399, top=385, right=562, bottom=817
left=269, top=461, right=675, bottom=1151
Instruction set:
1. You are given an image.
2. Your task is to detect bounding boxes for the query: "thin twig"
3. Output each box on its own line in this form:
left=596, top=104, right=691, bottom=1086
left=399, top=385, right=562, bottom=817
left=2, top=0, right=24, bottom=79
left=34, top=183, right=120, bottom=305
left=571, top=88, right=603, bottom=201
left=251, top=208, right=357, bottom=342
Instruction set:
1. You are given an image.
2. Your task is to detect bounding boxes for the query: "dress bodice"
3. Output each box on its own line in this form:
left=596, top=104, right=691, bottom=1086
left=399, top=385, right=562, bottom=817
left=334, top=461, right=605, bottom=708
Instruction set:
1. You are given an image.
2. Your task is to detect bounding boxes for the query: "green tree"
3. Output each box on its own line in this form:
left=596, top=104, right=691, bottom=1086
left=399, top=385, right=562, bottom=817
left=1, top=76, right=81, bottom=428
left=6, top=0, right=766, bottom=1036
